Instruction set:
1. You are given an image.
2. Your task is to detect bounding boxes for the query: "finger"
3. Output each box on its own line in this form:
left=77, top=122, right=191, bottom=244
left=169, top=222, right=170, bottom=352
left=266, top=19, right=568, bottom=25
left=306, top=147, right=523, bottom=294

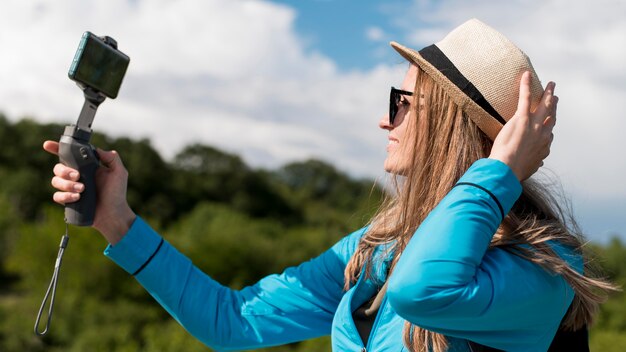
left=43, top=140, right=59, bottom=156
left=544, top=81, right=556, bottom=99
left=552, top=95, right=559, bottom=123
left=53, top=191, right=80, bottom=205
left=543, top=116, right=556, bottom=129
left=542, top=145, right=551, bottom=159
left=542, top=95, right=558, bottom=128
left=516, top=71, right=532, bottom=114
left=53, top=163, right=81, bottom=181
left=544, top=113, right=556, bottom=129
left=534, top=81, right=556, bottom=119
left=98, top=149, right=125, bottom=171
left=51, top=175, right=84, bottom=193
left=541, top=122, right=555, bottom=142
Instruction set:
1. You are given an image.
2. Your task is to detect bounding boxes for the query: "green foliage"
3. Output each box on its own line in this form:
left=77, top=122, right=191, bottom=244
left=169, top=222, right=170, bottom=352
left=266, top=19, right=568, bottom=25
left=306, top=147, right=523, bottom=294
left=587, top=238, right=626, bottom=350
left=0, top=116, right=380, bottom=351
left=0, top=116, right=60, bottom=219
left=0, top=116, right=623, bottom=352
left=171, top=145, right=302, bottom=224
left=589, top=237, right=626, bottom=282
left=590, top=330, right=626, bottom=352
left=0, top=194, right=19, bottom=278
left=167, top=202, right=287, bottom=288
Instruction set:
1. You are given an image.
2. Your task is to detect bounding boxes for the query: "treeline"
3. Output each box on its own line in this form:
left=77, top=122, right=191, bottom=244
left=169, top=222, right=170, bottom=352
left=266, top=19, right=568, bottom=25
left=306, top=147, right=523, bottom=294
left=0, top=114, right=624, bottom=351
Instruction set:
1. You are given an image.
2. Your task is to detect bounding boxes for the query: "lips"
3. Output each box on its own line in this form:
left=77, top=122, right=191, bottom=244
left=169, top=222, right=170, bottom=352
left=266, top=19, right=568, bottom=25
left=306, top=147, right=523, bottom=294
left=387, top=137, right=399, bottom=151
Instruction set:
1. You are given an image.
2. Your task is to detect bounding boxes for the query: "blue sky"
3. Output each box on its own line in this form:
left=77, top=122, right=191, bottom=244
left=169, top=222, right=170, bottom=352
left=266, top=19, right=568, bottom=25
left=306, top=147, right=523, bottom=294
left=269, top=0, right=407, bottom=71
left=0, top=0, right=624, bottom=243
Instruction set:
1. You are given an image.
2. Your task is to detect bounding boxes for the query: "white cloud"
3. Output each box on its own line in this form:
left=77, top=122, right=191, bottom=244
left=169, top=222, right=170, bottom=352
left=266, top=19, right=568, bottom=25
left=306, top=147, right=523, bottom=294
left=0, top=0, right=404, bottom=177
left=366, top=26, right=385, bottom=42
left=0, top=0, right=623, bottom=240
left=397, top=0, right=626, bottom=192
left=397, top=0, right=626, bottom=240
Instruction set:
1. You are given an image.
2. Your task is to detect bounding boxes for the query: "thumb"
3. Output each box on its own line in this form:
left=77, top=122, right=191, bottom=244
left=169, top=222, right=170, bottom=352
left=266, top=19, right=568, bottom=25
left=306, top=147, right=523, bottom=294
left=97, top=149, right=124, bottom=170
left=43, top=140, right=60, bottom=156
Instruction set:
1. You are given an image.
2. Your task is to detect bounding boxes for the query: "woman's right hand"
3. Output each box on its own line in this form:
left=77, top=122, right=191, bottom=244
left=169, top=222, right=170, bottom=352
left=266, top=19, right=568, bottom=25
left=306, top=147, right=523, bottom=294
left=43, top=141, right=136, bottom=245
left=489, top=71, right=558, bottom=181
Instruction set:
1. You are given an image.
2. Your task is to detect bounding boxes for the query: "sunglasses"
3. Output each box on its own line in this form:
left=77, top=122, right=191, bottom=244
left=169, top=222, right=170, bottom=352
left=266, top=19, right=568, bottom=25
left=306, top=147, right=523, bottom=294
left=389, top=87, right=414, bottom=125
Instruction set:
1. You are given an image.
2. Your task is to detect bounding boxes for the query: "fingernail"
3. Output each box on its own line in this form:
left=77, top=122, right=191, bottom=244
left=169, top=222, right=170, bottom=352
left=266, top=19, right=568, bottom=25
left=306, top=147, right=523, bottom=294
left=74, top=183, right=84, bottom=192
left=70, top=171, right=79, bottom=179
left=71, top=193, right=80, bottom=201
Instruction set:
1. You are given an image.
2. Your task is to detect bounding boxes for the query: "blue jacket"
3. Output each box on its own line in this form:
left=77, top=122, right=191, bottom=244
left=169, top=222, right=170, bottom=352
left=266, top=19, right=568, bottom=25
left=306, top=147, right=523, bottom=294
left=104, top=159, right=582, bottom=351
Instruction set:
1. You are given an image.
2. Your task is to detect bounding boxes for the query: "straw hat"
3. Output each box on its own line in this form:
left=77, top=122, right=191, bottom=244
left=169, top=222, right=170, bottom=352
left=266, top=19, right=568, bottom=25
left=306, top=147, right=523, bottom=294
left=391, top=18, right=543, bottom=141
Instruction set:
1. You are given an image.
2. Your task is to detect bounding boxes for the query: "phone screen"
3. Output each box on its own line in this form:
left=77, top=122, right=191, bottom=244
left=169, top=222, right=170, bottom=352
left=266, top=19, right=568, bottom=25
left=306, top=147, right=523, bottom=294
left=69, top=32, right=130, bottom=99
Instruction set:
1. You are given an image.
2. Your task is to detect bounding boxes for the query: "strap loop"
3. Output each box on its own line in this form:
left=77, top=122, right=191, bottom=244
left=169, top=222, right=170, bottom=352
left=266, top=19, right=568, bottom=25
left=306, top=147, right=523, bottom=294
left=34, top=224, right=70, bottom=336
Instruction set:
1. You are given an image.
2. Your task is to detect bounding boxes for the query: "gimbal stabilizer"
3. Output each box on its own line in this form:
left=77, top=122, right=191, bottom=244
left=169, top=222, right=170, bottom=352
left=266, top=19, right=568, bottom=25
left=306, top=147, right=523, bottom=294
left=35, top=32, right=129, bottom=336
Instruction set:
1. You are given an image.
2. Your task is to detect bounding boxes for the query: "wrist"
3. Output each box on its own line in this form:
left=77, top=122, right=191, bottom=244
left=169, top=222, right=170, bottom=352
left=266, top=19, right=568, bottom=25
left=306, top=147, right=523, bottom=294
left=96, top=206, right=136, bottom=245
left=487, top=155, right=522, bottom=182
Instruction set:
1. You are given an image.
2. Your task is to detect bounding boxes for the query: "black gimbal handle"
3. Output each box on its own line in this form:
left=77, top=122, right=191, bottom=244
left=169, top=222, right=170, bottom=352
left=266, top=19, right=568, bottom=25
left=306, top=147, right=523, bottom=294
left=58, top=125, right=99, bottom=226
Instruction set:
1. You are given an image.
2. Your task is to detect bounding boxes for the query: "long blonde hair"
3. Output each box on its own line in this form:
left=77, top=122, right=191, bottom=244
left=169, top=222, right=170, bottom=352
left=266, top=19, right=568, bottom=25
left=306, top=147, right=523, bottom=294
left=344, top=66, right=617, bottom=352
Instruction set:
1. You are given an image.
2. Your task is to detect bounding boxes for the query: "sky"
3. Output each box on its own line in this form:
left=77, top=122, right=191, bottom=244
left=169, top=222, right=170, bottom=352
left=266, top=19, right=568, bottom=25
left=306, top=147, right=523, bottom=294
left=0, top=0, right=624, bottom=243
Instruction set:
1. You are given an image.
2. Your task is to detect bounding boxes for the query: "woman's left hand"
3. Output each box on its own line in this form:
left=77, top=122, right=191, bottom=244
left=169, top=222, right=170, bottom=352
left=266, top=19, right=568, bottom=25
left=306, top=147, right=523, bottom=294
left=489, top=71, right=558, bottom=181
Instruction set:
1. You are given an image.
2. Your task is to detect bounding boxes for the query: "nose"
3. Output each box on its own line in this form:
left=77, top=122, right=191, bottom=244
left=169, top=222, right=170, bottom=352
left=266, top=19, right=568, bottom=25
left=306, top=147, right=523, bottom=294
left=379, top=113, right=392, bottom=130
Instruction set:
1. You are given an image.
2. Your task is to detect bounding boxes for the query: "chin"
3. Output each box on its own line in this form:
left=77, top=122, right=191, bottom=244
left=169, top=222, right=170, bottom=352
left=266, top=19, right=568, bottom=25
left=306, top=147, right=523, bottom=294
left=384, top=159, right=408, bottom=176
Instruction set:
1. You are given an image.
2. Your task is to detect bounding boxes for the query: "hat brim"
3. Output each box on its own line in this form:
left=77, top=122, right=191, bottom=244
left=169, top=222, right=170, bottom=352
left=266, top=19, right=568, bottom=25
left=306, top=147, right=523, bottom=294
left=390, top=41, right=504, bottom=141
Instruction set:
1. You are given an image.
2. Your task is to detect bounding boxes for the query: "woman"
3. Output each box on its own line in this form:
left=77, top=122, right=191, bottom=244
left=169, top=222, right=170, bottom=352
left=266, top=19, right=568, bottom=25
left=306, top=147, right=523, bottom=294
left=44, top=19, right=613, bottom=351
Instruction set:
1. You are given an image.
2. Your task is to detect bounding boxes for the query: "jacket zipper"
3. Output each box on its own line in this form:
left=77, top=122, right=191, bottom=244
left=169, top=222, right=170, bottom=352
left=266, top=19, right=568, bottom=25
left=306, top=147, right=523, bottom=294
left=349, top=288, right=387, bottom=352
left=349, top=271, right=389, bottom=351
left=346, top=278, right=368, bottom=351
left=364, top=295, right=387, bottom=352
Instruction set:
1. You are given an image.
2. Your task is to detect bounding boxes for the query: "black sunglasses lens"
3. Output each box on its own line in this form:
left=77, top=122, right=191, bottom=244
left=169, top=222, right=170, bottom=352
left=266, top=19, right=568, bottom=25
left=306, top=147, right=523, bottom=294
left=389, top=87, right=413, bottom=125
left=389, top=89, right=398, bottom=125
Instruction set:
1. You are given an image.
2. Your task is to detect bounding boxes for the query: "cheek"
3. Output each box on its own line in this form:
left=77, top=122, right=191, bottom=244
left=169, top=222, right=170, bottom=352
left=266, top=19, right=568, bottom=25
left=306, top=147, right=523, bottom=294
left=395, top=115, right=413, bottom=142
left=384, top=110, right=419, bottom=174
left=385, top=140, right=413, bottom=174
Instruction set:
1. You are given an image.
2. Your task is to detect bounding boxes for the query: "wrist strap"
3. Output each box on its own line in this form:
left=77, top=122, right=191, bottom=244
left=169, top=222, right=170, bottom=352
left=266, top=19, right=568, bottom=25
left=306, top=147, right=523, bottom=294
left=34, top=224, right=70, bottom=336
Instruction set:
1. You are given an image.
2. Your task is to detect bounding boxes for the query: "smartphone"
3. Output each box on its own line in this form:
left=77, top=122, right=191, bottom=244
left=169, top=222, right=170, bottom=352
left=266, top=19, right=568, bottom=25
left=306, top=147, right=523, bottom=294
left=68, top=31, right=130, bottom=99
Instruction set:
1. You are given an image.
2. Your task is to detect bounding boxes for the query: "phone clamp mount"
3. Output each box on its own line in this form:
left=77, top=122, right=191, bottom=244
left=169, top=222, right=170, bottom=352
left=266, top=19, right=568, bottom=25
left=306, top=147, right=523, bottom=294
left=35, top=34, right=124, bottom=337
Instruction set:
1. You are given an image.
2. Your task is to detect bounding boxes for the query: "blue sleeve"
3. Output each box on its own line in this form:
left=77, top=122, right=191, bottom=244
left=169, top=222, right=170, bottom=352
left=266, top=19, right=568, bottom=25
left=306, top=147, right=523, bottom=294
left=104, top=218, right=365, bottom=351
left=387, top=158, right=577, bottom=351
